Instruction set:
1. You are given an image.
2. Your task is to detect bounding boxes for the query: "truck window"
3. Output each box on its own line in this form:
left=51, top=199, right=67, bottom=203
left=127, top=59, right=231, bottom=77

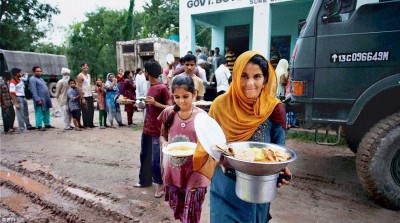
left=321, top=0, right=380, bottom=24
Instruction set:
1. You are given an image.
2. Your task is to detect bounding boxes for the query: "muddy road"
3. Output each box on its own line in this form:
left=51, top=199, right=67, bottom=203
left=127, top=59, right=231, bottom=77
left=0, top=100, right=399, bottom=222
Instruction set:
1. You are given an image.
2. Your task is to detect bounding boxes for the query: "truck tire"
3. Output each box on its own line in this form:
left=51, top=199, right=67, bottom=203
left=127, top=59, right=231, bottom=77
left=48, top=82, right=57, bottom=98
left=356, top=112, right=400, bottom=210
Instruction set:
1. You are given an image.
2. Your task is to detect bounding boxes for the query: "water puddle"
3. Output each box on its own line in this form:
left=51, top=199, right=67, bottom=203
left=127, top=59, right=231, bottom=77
left=66, top=187, right=113, bottom=206
left=0, top=170, right=51, bottom=195
left=0, top=192, right=31, bottom=214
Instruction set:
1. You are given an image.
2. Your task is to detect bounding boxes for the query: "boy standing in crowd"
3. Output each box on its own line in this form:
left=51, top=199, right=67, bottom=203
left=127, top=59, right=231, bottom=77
left=67, top=79, right=82, bottom=131
left=174, top=54, right=205, bottom=101
left=135, top=59, right=172, bottom=198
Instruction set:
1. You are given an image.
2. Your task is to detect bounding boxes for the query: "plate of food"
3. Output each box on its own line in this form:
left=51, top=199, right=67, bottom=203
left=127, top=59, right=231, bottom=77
left=116, top=97, right=135, bottom=104
left=162, top=142, right=197, bottom=157
left=222, top=142, right=297, bottom=176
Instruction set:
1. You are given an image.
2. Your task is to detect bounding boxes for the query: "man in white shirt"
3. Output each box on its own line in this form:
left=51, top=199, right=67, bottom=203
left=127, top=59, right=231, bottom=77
left=196, top=58, right=209, bottom=94
left=196, top=59, right=208, bottom=83
left=77, top=63, right=95, bottom=128
left=9, top=67, right=34, bottom=132
left=135, top=67, right=148, bottom=99
left=214, top=58, right=231, bottom=96
left=55, top=68, right=73, bottom=130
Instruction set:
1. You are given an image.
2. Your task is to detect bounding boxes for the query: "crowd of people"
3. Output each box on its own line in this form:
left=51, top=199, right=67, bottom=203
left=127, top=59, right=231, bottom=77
left=0, top=63, right=149, bottom=132
left=1, top=49, right=293, bottom=223
left=1, top=66, right=55, bottom=133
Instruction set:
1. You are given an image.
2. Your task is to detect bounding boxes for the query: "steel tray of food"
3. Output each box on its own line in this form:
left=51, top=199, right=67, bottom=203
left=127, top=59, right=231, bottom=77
left=224, top=141, right=297, bottom=176
left=192, top=100, right=212, bottom=107
left=116, top=98, right=135, bottom=104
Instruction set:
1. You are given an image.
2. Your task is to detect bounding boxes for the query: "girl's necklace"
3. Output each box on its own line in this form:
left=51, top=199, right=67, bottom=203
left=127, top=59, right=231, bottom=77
left=178, top=108, right=194, bottom=128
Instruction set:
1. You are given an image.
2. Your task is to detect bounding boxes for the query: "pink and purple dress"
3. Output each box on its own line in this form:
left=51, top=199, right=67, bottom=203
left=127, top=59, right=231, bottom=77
left=158, top=106, right=210, bottom=223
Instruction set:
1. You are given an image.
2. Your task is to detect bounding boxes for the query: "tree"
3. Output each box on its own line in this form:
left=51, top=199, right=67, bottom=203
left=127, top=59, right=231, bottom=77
left=141, top=0, right=179, bottom=38
left=34, top=43, right=66, bottom=55
left=0, top=0, right=59, bottom=50
left=122, top=0, right=135, bottom=41
left=66, top=8, right=141, bottom=79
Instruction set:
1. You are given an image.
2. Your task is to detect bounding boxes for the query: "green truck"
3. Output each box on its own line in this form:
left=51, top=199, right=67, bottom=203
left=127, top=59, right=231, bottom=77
left=290, top=0, right=399, bottom=209
left=0, top=49, right=68, bottom=98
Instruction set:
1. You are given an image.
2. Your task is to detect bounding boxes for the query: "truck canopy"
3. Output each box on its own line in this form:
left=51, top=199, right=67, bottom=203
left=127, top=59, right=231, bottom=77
left=0, top=49, right=68, bottom=75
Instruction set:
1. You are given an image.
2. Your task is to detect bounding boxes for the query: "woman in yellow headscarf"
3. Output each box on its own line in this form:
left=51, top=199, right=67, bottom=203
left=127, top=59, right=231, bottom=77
left=193, top=51, right=291, bottom=223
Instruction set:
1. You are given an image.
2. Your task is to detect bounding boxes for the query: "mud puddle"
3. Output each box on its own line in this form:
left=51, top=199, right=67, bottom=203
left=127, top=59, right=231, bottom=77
left=0, top=162, right=137, bottom=222
left=0, top=170, right=51, bottom=196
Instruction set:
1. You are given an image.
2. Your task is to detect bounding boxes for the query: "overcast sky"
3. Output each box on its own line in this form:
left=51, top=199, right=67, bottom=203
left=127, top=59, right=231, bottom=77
left=40, top=0, right=149, bottom=45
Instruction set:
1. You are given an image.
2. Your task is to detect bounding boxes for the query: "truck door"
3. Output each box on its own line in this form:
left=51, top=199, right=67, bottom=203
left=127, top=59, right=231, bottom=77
left=314, top=0, right=399, bottom=103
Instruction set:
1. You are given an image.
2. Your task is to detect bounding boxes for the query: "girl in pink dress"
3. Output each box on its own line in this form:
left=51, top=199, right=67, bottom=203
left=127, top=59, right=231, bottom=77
left=95, top=77, right=107, bottom=129
left=158, top=75, right=209, bottom=223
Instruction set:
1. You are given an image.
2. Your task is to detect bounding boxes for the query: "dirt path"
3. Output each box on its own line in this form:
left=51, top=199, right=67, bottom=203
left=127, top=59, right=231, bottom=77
left=0, top=99, right=399, bottom=222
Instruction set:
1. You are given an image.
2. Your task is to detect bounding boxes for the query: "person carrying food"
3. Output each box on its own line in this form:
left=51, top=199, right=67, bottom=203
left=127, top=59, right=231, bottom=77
left=158, top=75, right=209, bottom=223
left=193, top=51, right=292, bottom=222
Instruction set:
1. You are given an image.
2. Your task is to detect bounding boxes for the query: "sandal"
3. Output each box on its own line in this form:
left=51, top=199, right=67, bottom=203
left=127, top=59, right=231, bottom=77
left=154, top=184, right=165, bottom=198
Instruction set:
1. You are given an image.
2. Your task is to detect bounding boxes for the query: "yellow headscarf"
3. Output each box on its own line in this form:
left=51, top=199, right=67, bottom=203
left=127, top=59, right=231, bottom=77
left=193, top=51, right=281, bottom=179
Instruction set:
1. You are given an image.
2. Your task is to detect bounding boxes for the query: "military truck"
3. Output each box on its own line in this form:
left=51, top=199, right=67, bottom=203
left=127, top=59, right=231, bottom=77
left=289, top=0, right=399, bottom=209
left=0, top=49, right=68, bottom=98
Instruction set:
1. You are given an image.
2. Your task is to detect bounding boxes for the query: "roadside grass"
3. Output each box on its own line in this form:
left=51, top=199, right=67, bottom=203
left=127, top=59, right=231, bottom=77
left=286, top=129, right=347, bottom=146
left=130, top=123, right=143, bottom=131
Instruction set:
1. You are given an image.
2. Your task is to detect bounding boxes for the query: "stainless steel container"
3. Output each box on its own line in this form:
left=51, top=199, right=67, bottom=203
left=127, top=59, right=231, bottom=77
left=223, top=142, right=297, bottom=203
left=136, top=99, right=146, bottom=109
left=235, top=171, right=279, bottom=204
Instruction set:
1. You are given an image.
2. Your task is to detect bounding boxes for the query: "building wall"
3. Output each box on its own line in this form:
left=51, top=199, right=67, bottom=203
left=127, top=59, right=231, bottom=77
left=198, top=9, right=254, bottom=55
left=270, top=2, right=312, bottom=56
left=180, top=0, right=312, bottom=58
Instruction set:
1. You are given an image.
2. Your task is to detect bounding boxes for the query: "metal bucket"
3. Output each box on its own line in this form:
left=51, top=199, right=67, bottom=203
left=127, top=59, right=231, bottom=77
left=235, top=171, right=279, bottom=204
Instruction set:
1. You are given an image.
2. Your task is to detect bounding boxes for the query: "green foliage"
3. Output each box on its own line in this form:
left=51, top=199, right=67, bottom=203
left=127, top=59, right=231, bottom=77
left=66, top=8, right=129, bottom=79
left=1, top=0, right=213, bottom=80
left=141, top=0, right=179, bottom=38
left=130, top=123, right=143, bottom=131
left=122, top=0, right=135, bottom=40
left=34, top=43, right=66, bottom=55
left=0, top=0, right=59, bottom=50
